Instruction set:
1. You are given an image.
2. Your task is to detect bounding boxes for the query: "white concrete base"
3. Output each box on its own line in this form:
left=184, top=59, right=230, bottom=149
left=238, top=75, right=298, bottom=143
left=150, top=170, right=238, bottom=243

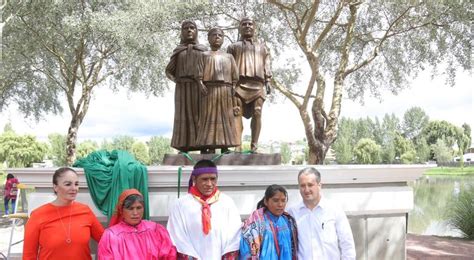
left=9, top=164, right=430, bottom=260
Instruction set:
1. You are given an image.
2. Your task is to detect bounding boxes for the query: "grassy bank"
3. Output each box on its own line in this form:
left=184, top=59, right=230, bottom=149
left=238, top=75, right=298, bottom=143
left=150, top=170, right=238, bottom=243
left=425, top=166, right=474, bottom=176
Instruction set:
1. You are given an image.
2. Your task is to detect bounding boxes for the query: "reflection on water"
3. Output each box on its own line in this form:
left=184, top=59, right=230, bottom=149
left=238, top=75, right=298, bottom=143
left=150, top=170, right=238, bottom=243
left=408, top=175, right=474, bottom=237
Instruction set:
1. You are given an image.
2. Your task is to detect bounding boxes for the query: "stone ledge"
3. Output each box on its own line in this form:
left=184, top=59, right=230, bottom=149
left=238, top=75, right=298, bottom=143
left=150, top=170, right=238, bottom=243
left=162, top=153, right=281, bottom=165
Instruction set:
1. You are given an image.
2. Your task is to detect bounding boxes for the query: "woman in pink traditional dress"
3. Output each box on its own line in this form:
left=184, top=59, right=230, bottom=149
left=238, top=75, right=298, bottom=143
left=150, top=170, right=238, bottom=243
left=98, top=189, right=176, bottom=260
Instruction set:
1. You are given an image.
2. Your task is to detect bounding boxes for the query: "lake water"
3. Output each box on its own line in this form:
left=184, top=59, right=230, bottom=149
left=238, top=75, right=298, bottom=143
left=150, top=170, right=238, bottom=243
left=408, top=175, right=474, bottom=237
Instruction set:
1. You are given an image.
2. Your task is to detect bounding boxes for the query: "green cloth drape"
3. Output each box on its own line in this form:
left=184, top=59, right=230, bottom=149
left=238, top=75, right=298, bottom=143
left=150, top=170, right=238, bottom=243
left=73, top=150, right=150, bottom=223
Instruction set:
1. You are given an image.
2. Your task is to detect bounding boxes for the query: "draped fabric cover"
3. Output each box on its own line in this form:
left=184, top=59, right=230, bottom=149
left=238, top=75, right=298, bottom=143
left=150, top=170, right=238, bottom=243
left=73, top=150, right=149, bottom=223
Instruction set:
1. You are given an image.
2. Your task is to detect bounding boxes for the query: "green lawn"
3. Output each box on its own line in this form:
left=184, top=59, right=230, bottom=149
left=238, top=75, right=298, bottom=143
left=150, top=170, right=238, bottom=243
left=425, top=166, right=474, bottom=175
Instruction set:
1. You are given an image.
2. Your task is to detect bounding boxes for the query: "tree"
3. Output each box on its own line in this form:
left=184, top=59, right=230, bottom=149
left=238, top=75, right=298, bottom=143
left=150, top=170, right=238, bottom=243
left=76, top=140, right=99, bottom=160
left=353, top=138, right=381, bottom=164
left=431, top=139, right=452, bottom=164
left=48, top=133, right=67, bottom=166
left=394, top=133, right=415, bottom=160
left=414, top=136, right=430, bottom=163
left=402, top=107, right=429, bottom=141
left=333, top=135, right=353, bottom=164
left=280, top=142, right=292, bottom=164
left=400, top=150, right=416, bottom=164
left=3, top=122, right=14, bottom=133
left=1, top=1, right=205, bottom=165
left=380, top=114, right=400, bottom=163
left=456, top=123, right=472, bottom=167
left=0, top=131, right=47, bottom=167
left=260, top=1, right=470, bottom=164
left=423, top=120, right=459, bottom=148
left=132, top=141, right=150, bottom=165
left=110, top=135, right=135, bottom=153
left=148, top=136, right=172, bottom=165
left=333, top=117, right=354, bottom=163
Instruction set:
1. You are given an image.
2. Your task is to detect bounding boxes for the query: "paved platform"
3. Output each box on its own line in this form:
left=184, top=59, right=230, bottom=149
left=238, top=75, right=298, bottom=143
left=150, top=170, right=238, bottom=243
left=407, top=233, right=474, bottom=259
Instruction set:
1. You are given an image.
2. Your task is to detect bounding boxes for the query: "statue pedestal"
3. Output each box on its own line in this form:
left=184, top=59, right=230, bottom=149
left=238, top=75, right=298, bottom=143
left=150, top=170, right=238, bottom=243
left=162, top=153, right=281, bottom=165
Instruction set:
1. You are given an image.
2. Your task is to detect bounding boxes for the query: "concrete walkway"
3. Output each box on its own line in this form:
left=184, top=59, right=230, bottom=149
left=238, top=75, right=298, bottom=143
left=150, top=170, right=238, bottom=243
left=407, top=233, right=474, bottom=259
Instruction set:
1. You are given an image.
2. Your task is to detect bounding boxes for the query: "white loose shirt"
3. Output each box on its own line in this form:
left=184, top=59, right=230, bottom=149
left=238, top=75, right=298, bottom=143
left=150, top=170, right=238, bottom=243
left=167, top=193, right=242, bottom=260
left=288, top=197, right=356, bottom=260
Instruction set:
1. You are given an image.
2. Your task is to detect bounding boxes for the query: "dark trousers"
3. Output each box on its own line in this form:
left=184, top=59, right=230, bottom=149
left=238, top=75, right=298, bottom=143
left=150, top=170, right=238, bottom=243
left=4, top=196, right=16, bottom=215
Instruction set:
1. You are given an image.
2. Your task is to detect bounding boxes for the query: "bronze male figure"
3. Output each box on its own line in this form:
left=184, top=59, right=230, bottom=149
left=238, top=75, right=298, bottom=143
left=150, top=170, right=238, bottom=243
left=227, top=18, right=272, bottom=152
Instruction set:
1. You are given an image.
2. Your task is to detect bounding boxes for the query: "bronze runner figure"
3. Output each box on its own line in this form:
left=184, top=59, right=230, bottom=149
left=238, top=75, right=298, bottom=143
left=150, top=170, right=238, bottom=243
left=227, top=18, right=272, bottom=152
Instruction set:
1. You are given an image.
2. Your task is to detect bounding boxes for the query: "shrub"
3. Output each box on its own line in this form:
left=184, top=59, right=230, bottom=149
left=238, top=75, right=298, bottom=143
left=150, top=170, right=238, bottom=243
left=449, top=184, right=474, bottom=239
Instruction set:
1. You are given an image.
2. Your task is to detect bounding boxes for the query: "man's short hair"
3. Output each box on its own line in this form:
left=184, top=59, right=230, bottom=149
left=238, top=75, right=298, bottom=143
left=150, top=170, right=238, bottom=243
left=193, top=159, right=217, bottom=169
left=239, top=17, right=254, bottom=26
left=298, top=167, right=321, bottom=183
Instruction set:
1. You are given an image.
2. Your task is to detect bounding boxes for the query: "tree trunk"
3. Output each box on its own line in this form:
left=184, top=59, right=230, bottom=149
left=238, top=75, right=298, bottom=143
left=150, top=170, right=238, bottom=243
left=307, top=142, right=326, bottom=164
left=66, top=118, right=80, bottom=166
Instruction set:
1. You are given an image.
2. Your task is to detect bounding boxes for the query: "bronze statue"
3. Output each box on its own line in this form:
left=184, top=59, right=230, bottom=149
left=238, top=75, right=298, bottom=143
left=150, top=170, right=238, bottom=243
left=196, top=28, right=240, bottom=153
left=166, top=21, right=207, bottom=152
left=227, top=18, right=272, bottom=152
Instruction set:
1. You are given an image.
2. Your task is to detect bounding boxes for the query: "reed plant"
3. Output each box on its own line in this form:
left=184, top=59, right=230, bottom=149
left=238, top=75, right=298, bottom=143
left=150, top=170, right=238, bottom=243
left=449, top=184, right=474, bottom=239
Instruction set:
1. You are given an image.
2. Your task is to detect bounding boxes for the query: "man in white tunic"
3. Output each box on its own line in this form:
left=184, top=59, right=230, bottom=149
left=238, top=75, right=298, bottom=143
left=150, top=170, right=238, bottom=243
left=167, top=159, right=241, bottom=259
left=288, top=167, right=356, bottom=260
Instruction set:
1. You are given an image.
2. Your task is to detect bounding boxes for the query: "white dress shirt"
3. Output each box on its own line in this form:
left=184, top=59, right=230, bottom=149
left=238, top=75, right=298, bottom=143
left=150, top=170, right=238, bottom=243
left=288, top=197, right=356, bottom=260
left=167, top=193, right=242, bottom=259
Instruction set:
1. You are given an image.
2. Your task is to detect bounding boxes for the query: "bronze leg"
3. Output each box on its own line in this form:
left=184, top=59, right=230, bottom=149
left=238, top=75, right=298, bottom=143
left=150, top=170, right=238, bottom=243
left=250, top=98, right=264, bottom=152
left=233, top=96, right=243, bottom=152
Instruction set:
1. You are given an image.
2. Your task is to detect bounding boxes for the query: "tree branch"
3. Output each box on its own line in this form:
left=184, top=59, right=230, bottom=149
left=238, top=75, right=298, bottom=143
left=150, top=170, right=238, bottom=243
left=271, top=78, right=302, bottom=109
left=343, top=4, right=417, bottom=77
left=312, top=0, right=345, bottom=52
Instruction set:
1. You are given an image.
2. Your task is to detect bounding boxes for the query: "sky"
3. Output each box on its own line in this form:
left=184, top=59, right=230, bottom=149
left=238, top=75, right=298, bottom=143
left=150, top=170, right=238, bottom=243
left=0, top=68, right=472, bottom=146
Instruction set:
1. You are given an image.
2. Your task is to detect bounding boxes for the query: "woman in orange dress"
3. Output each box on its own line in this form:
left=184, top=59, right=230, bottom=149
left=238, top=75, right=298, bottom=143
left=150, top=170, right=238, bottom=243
left=23, top=167, right=104, bottom=260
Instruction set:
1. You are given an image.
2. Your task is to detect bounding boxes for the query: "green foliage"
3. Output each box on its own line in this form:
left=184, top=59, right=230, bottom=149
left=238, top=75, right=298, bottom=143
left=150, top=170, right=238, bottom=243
left=47, top=133, right=67, bottom=166
left=293, top=154, right=305, bottom=165
left=132, top=141, right=150, bottom=165
left=3, top=122, right=14, bottom=133
left=394, top=133, right=416, bottom=159
left=380, top=114, right=401, bottom=163
left=1, top=1, right=207, bottom=163
left=402, top=107, right=429, bottom=141
left=448, top=185, right=474, bottom=239
left=0, top=131, right=47, bottom=167
left=110, top=135, right=135, bottom=153
left=333, top=136, right=353, bottom=164
left=353, top=138, right=381, bottom=164
left=423, top=120, right=459, bottom=148
left=148, top=136, right=172, bottom=165
left=400, top=150, right=416, bottom=164
left=425, top=166, right=474, bottom=176
left=381, top=142, right=396, bottom=164
left=241, top=141, right=251, bottom=152
left=431, top=139, right=453, bottom=164
left=333, top=118, right=353, bottom=162
left=280, top=142, right=291, bottom=164
left=76, top=140, right=99, bottom=160
left=414, top=137, right=431, bottom=163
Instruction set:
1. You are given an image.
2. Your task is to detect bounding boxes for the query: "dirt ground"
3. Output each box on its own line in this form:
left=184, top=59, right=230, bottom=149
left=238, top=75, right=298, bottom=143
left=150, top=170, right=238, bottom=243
left=407, top=233, right=474, bottom=260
